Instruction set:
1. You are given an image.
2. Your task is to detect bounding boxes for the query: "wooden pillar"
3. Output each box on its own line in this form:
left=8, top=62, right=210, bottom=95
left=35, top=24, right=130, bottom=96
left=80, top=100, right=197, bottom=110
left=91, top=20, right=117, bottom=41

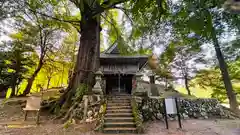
left=118, top=72, right=120, bottom=93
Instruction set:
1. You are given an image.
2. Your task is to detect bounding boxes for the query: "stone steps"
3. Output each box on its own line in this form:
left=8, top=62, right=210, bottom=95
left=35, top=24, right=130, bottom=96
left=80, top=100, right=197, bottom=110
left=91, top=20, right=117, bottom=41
left=107, top=102, right=130, bottom=106
left=107, top=106, right=132, bottom=110
left=107, top=100, right=130, bottom=103
left=108, top=97, right=131, bottom=100
left=104, top=122, right=135, bottom=128
left=104, top=117, right=134, bottom=122
left=103, top=127, right=137, bottom=134
left=103, top=93, right=137, bottom=134
left=105, top=112, right=133, bottom=117
left=106, top=109, right=132, bottom=113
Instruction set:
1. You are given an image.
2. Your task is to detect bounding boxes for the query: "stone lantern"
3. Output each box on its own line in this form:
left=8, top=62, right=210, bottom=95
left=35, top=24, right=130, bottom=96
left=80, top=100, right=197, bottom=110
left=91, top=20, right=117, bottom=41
left=135, top=72, right=143, bottom=81
left=92, top=70, right=103, bottom=95
left=132, top=72, right=145, bottom=95
left=148, top=70, right=159, bottom=96
left=148, top=70, right=155, bottom=84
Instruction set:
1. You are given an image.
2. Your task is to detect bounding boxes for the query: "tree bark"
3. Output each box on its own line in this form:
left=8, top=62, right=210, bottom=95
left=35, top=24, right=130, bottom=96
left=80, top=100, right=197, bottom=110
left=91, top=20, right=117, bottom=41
left=86, top=15, right=101, bottom=93
left=211, top=24, right=239, bottom=112
left=184, top=74, right=191, bottom=96
left=69, top=17, right=99, bottom=92
left=22, top=58, right=44, bottom=96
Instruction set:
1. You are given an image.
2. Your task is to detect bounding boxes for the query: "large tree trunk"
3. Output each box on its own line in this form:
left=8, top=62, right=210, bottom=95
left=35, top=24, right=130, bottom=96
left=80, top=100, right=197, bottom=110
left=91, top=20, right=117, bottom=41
left=184, top=74, right=191, bottom=96
left=211, top=24, right=239, bottom=112
left=70, top=18, right=99, bottom=91
left=86, top=15, right=100, bottom=92
left=22, top=58, right=44, bottom=96
left=55, top=17, right=100, bottom=120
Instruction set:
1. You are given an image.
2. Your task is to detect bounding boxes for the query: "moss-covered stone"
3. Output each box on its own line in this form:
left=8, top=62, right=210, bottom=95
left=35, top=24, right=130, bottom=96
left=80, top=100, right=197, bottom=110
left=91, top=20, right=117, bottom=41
left=95, top=102, right=106, bottom=132
left=131, top=97, right=144, bottom=133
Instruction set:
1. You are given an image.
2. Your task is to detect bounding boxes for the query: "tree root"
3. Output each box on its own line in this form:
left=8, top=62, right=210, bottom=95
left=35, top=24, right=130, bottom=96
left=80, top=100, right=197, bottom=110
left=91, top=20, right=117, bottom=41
left=50, top=84, right=104, bottom=125
left=62, top=101, right=79, bottom=121
left=89, top=100, right=101, bottom=107
left=41, top=99, right=58, bottom=110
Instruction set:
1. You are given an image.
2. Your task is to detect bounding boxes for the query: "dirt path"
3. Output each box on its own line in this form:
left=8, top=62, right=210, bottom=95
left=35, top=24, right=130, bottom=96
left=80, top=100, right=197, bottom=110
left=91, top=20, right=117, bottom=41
left=143, top=119, right=240, bottom=135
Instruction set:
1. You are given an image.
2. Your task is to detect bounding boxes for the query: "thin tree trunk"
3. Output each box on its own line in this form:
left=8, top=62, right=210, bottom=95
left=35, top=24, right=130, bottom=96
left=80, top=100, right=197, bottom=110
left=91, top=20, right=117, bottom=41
left=10, top=75, right=16, bottom=97
left=22, top=58, right=44, bottom=96
left=47, top=77, right=51, bottom=89
left=211, top=22, right=238, bottom=112
left=184, top=75, right=191, bottom=96
left=61, top=64, right=64, bottom=87
left=0, top=85, right=8, bottom=98
left=0, top=90, right=7, bottom=98
left=11, top=58, right=21, bottom=97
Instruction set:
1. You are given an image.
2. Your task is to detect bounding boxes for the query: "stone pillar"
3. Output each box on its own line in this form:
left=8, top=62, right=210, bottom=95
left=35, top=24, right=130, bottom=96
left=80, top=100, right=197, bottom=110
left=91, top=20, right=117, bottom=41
left=92, top=71, right=103, bottom=95
left=83, top=95, right=89, bottom=120
left=148, top=70, right=159, bottom=96
left=149, top=74, right=155, bottom=84
left=132, top=72, right=145, bottom=96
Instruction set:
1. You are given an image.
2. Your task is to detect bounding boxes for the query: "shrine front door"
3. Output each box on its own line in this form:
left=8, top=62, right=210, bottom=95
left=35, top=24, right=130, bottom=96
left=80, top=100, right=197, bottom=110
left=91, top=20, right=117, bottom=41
left=105, top=74, right=133, bottom=94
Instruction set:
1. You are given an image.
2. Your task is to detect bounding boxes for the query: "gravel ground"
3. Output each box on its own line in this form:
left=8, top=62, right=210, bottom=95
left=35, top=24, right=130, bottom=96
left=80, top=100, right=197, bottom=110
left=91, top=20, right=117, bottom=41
left=0, top=119, right=240, bottom=135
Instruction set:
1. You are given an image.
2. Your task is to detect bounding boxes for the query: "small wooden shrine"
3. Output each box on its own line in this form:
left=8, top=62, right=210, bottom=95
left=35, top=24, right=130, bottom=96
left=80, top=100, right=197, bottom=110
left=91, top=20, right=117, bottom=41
left=99, top=44, right=148, bottom=94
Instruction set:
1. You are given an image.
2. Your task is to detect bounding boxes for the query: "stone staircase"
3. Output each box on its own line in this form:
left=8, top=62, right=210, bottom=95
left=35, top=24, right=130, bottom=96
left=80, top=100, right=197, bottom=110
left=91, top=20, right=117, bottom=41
left=103, top=93, right=137, bottom=134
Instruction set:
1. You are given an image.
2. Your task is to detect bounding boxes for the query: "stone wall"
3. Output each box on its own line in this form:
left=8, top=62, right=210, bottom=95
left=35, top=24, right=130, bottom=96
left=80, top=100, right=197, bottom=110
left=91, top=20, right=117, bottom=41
left=133, top=96, right=227, bottom=121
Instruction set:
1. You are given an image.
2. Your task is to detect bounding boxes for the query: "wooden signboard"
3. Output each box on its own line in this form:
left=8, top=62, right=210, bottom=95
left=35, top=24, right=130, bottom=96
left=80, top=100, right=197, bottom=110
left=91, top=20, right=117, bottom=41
left=163, top=98, right=182, bottom=129
left=165, top=98, right=177, bottom=114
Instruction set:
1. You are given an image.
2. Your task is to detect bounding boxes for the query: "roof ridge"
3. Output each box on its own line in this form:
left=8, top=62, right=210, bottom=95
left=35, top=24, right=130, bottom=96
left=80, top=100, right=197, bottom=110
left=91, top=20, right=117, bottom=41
left=104, top=43, right=119, bottom=54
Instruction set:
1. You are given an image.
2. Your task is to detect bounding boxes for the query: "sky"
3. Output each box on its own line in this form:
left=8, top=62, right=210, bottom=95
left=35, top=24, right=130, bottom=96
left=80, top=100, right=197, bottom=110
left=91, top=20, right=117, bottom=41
left=0, top=19, right=14, bottom=43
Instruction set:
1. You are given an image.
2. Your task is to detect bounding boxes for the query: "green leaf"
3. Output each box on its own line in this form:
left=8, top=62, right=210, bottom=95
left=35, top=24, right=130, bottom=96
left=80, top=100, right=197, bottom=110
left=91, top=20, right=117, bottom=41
left=9, top=32, right=24, bottom=40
